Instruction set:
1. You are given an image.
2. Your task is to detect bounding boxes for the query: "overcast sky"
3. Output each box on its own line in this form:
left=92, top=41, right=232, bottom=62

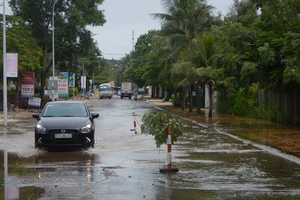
left=89, top=0, right=233, bottom=60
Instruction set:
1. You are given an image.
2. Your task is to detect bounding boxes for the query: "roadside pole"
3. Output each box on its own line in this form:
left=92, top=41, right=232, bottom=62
left=160, top=127, right=179, bottom=173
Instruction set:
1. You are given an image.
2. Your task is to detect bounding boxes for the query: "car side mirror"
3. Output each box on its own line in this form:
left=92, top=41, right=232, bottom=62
left=91, top=113, right=99, bottom=120
left=32, top=113, right=40, bottom=120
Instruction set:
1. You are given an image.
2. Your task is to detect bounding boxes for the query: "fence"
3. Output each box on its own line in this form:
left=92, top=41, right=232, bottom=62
left=257, top=85, right=300, bottom=124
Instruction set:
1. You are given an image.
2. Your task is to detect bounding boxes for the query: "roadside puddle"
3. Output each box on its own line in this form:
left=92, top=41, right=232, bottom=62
left=163, top=107, right=300, bottom=156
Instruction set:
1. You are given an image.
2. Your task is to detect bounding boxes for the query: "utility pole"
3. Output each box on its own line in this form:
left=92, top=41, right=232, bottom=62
left=83, top=61, right=85, bottom=100
left=52, top=0, right=58, bottom=101
left=132, top=30, right=135, bottom=51
left=3, top=0, right=7, bottom=126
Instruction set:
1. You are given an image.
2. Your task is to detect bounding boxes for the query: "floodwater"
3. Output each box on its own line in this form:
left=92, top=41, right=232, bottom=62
left=0, top=97, right=300, bottom=199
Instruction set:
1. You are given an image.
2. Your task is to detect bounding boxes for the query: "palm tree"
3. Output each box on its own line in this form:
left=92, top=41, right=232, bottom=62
left=193, top=32, right=217, bottom=117
left=151, top=0, right=214, bottom=111
left=171, top=61, right=198, bottom=111
left=152, top=0, right=213, bottom=59
left=172, top=32, right=218, bottom=117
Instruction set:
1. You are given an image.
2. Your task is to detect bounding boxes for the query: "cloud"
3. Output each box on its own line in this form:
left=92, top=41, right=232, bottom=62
left=89, top=0, right=232, bottom=60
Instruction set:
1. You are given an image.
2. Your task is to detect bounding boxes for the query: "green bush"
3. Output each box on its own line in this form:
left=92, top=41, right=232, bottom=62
left=7, top=88, right=16, bottom=95
left=141, top=110, right=184, bottom=148
left=258, top=105, right=293, bottom=124
left=217, top=88, right=258, bottom=117
left=68, top=87, right=79, bottom=97
left=171, top=93, right=181, bottom=107
left=232, top=89, right=258, bottom=117
left=43, top=95, right=50, bottom=101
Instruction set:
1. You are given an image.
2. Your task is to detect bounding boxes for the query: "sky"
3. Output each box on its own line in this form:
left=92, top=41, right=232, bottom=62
left=89, top=0, right=234, bottom=60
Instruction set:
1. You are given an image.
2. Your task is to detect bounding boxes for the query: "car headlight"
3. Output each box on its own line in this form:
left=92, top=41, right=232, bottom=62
left=36, top=124, right=47, bottom=134
left=81, top=123, right=92, bottom=134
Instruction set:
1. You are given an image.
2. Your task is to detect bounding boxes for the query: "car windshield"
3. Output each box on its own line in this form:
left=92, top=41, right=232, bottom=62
left=99, top=86, right=111, bottom=91
left=43, top=103, right=88, bottom=117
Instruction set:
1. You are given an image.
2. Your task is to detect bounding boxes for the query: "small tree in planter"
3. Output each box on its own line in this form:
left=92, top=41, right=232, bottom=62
left=141, top=110, right=184, bottom=148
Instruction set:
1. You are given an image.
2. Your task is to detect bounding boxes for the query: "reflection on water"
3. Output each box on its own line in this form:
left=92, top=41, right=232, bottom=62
left=165, top=119, right=300, bottom=199
left=0, top=150, right=102, bottom=199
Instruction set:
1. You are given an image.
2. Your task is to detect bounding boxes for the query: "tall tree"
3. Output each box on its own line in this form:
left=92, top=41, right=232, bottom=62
left=9, top=0, right=106, bottom=101
left=0, top=15, right=42, bottom=107
left=125, top=30, right=158, bottom=88
left=152, top=0, right=214, bottom=110
left=152, top=0, right=214, bottom=61
left=253, top=0, right=300, bottom=89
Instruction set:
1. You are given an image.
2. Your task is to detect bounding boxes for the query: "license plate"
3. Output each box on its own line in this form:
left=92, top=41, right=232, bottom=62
left=55, top=133, right=72, bottom=139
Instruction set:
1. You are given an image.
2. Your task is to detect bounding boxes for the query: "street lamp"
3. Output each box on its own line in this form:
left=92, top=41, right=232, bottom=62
left=52, top=0, right=58, bottom=101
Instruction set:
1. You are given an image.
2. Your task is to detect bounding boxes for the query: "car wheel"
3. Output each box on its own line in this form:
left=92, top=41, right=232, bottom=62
left=34, top=135, right=38, bottom=149
left=91, top=135, right=95, bottom=148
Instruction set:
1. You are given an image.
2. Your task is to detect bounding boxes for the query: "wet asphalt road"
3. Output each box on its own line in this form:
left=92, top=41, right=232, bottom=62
left=1, top=95, right=300, bottom=199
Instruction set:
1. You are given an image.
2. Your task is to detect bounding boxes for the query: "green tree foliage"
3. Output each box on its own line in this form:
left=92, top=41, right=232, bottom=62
left=152, top=0, right=214, bottom=62
left=150, top=0, right=215, bottom=113
left=9, top=0, right=106, bottom=100
left=115, top=54, right=132, bottom=85
left=0, top=16, right=42, bottom=72
left=0, top=15, right=42, bottom=106
left=124, top=30, right=159, bottom=87
left=253, top=0, right=300, bottom=89
left=141, top=110, right=184, bottom=148
left=230, top=0, right=258, bottom=26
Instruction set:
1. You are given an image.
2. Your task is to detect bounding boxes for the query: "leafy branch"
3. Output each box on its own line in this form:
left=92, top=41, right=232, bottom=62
left=141, top=111, right=184, bottom=148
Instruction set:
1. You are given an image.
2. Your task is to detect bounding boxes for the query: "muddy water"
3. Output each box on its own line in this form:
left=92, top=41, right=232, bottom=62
left=1, top=99, right=300, bottom=199
left=163, top=107, right=300, bottom=156
left=169, top=121, right=300, bottom=199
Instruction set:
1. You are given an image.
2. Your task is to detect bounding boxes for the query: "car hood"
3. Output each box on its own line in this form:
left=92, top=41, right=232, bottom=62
left=39, top=117, right=91, bottom=129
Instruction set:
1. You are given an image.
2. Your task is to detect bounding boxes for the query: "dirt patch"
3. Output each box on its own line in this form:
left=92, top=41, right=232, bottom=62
left=0, top=109, right=38, bottom=126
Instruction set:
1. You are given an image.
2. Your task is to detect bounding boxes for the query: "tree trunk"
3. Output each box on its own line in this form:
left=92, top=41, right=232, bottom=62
left=13, top=72, right=21, bottom=109
left=208, top=82, right=213, bottom=118
left=39, top=69, right=46, bottom=104
left=154, top=85, right=159, bottom=98
left=195, top=82, right=200, bottom=113
left=181, top=86, right=186, bottom=110
left=188, top=85, right=192, bottom=112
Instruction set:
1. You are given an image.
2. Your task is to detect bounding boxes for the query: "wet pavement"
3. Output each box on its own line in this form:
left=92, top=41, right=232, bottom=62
left=0, top=96, right=300, bottom=199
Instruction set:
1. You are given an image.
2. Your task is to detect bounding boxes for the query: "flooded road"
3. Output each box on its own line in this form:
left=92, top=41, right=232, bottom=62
left=1, top=96, right=300, bottom=199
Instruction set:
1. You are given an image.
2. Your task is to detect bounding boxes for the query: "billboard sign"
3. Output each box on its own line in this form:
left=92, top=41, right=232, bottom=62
left=28, top=97, right=41, bottom=108
left=21, top=72, right=35, bottom=98
left=6, top=53, right=18, bottom=77
left=58, top=72, right=68, bottom=97
left=48, top=76, right=58, bottom=100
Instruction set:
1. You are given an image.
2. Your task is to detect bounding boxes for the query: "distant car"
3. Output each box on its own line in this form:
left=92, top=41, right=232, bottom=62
left=32, top=101, right=99, bottom=149
left=138, top=88, right=145, bottom=95
left=99, top=83, right=113, bottom=99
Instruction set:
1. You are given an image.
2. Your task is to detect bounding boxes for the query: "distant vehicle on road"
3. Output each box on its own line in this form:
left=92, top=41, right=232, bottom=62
left=121, top=82, right=132, bottom=99
left=32, top=101, right=99, bottom=149
left=99, top=83, right=113, bottom=99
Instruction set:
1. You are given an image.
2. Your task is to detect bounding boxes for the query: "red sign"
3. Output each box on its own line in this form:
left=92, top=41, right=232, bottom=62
left=21, top=72, right=35, bottom=98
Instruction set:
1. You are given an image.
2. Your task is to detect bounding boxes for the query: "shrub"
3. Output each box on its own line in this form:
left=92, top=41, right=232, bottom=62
left=68, top=88, right=79, bottom=97
left=171, top=94, right=181, bottom=107
left=141, top=111, right=184, bottom=148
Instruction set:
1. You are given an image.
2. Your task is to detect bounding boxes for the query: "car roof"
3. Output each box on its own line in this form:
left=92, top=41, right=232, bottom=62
left=45, top=101, right=86, bottom=105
